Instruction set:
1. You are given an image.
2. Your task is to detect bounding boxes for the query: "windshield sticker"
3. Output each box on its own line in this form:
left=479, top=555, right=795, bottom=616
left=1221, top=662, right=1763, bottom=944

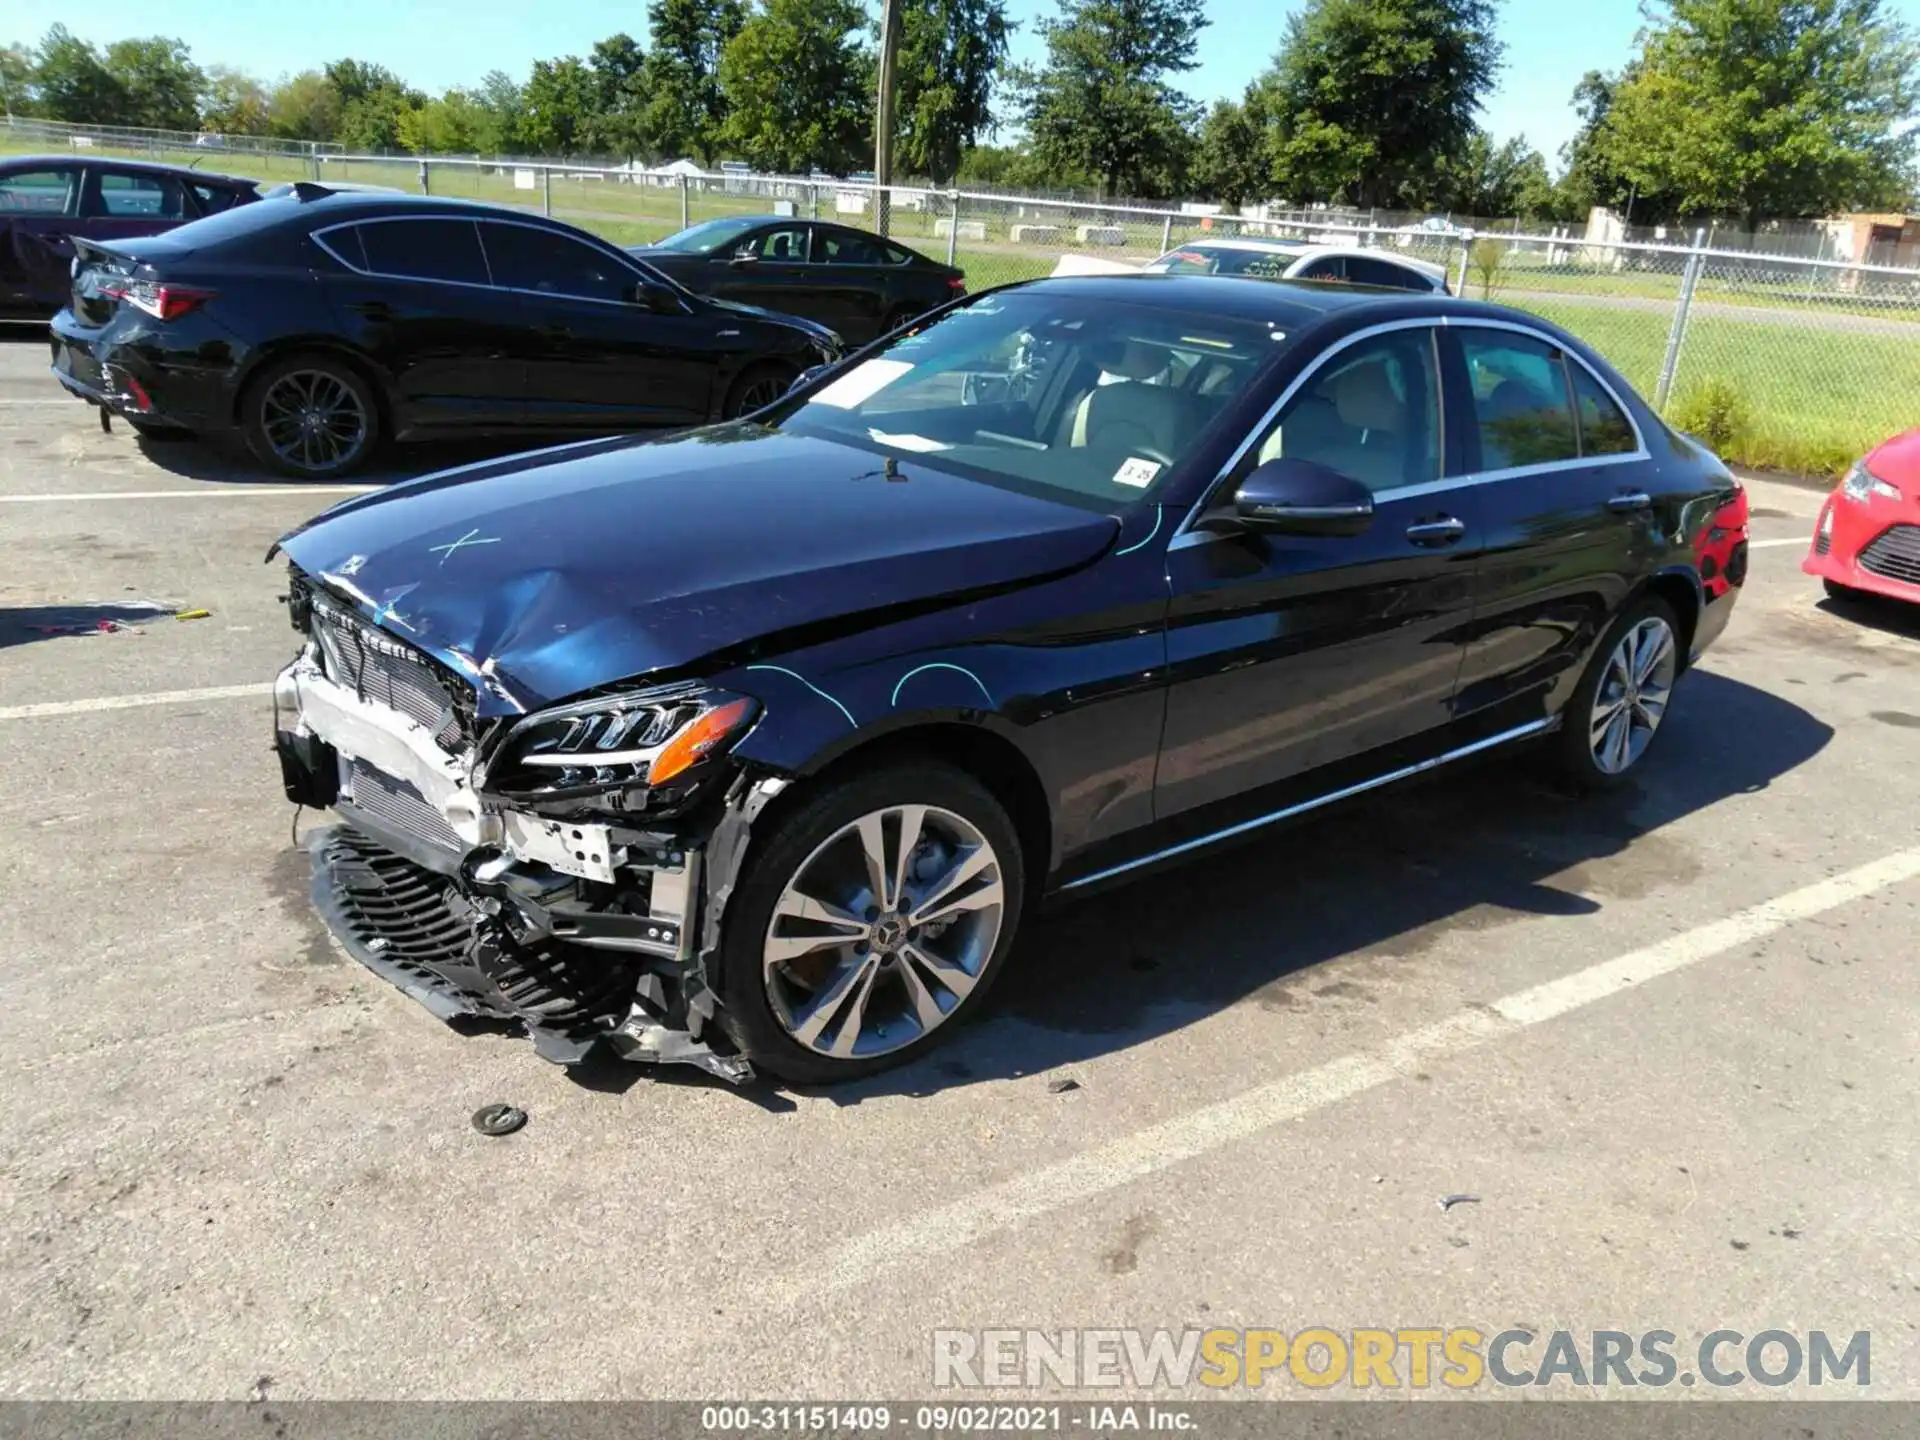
left=1114, top=457, right=1163, bottom=488
left=868, top=429, right=950, bottom=453
left=811, top=358, right=914, bottom=409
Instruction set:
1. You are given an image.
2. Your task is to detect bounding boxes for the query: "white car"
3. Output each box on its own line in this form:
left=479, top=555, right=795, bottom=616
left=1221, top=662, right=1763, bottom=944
left=1140, top=237, right=1451, bottom=293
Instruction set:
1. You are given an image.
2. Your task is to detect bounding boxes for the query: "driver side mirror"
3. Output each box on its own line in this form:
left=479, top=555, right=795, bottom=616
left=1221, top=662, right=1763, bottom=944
left=1232, top=458, right=1374, bottom=537
left=629, top=281, right=690, bottom=315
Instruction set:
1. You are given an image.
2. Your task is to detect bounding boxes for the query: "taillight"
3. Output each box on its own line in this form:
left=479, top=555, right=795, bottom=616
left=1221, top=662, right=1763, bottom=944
left=948, top=275, right=967, bottom=292
left=102, top=280, right=216, bottom=321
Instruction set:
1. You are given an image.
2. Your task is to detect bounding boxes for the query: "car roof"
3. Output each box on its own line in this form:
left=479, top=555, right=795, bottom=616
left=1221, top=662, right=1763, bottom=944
left=252, top=189, right=582, bottom=223
left=1169, top=236, right=1446, bottom=278
left=0, top=153, right=258, bottom=187
left=1010, top=272, right=1510, bottom=324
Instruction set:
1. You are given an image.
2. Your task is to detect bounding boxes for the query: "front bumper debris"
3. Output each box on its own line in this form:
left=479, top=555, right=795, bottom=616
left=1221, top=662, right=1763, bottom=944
left=278, top=641, right=763, bottom=1084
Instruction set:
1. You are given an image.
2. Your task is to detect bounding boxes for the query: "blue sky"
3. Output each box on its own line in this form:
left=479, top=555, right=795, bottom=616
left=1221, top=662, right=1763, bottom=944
left=20, top=0, right=1920, bottom=167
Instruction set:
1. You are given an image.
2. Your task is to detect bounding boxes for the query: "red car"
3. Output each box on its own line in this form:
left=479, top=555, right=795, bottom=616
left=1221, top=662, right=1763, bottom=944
left=1805, top=428, right=1920, bottom=605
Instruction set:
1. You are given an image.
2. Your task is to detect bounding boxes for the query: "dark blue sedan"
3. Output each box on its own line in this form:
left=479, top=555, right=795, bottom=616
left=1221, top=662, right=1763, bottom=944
left=269, top=274, right=1750, bottom=1085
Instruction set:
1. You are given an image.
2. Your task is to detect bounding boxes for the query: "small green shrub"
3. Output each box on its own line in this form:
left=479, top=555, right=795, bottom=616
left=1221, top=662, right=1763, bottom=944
left=1668, top=377, right=1754, bottom=456
left=1468, top=238, right=1507, bottom=298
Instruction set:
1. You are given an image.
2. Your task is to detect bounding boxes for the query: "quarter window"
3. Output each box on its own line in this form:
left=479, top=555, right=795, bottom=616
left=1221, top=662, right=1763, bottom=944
left=90, top=172, right=188, bottom=219
left=1254, top=329, right=1443, bottom=493
left=1570, top=363, right=1637, bottom=455
left=479, top=222, right=631, bottom=300
left=191, top=183, right=248, bottom=215
left=1346, top=255, right=1434, bottom=292
left=350, top=220, right=490, bottom=285
left=1458, top=329, right=1579, bottom=470
left=0, top=168, right=80, bottom=215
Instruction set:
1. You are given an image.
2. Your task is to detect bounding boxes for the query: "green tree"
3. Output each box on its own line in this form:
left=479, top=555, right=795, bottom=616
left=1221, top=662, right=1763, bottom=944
left=585, top=32, right=651, bottom=157
left=33, top=25, right=127, bottom=125
left=955, top=141, right=1093, bottom=189
left=474, top=69, right=528, bottom=153
left=522, top=56, right=600, bottom=154
left=1257, top=0, right=1503, bottom=208
left=319, top=59, right=423, bottom=151
left=104, top=37, right=203, bottom=131
left=642, top=0, right=747, bottom=164
left=200, top=67, right=270, bottom=135
left=267, top=71, right=341, bottom=141
left=323, top=59, right=407, bottom=108
left=1601, top=0, right=1920, bottom=230
left=1438, top=130, right=1555, bottom=217
left=895, top=0, right=1013, bottom=182
left=717, top=0, right=874, bottom=174
left=1019, top=0, right=1209, bottom=199
left=399, top=89, right=489, bottom=153
left=1189, top=95, right=1268, bottom=206
left=2, top=44, right=40, bottom=117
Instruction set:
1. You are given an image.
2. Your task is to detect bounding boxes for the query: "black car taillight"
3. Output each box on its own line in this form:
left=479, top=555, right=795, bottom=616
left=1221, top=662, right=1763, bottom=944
left=104, top=280, right=216, bottom=321
left=947, top=275, right=968, bottom=293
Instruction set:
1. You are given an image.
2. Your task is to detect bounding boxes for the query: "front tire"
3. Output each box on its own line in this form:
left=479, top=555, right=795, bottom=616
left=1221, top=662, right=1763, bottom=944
left=723, top=361, right=797, bottom=420
left=714, top=763, right=1025, bottom=1085
left=241, top=355, right=380, bottom=478
left=1550, top=595, right=1683, bottom=792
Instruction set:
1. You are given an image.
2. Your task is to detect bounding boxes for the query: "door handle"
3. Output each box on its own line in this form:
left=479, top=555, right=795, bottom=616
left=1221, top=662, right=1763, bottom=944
left=349, top=301, right=394, bottom=321
left=1405, top=516, right=1466, bottom=546
left=1607, top=490, right=1653, bottom=513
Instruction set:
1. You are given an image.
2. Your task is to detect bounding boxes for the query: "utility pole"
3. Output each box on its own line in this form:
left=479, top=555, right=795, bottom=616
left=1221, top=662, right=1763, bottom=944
left=873, top=0, right=903, bottom=237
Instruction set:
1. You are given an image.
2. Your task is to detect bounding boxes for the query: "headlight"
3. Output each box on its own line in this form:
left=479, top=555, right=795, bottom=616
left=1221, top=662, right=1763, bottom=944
left=481, top=684, right=758, bottom=803
left=1841, top=459, right=1900, bottom=504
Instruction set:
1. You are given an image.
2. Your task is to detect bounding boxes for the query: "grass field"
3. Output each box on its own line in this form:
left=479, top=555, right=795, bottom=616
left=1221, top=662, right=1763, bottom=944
left=11, top=135, right=1915, bottom=475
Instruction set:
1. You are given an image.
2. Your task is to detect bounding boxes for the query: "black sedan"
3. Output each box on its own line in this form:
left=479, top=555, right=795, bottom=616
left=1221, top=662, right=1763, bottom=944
left=48, top=187, right=841, bottom=476
left=1, top=155, right=258, bottom=320
left=269, top=274, right=1749, bottom=1085
left=632, top=215, right=966, bottom=345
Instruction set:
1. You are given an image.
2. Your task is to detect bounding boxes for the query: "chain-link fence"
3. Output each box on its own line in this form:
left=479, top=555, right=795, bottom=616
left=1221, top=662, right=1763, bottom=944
left=8, top=113, right=1916, bottom=477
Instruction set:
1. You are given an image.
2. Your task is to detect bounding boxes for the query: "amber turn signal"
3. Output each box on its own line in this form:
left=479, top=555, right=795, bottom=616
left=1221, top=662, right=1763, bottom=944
left=647, top=697, right=757, bottom=786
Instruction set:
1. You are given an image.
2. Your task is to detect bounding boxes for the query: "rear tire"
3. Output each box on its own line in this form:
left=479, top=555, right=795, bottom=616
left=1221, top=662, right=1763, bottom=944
left=713, top=763, right=1025, bottom=1085
left=722, top=361, right=797, bottom=420
left=1548, top=595, right=1683, bottom=793
left=241, top=354, right=381, bottom=478
left=128, top=418, right=195, bottom=442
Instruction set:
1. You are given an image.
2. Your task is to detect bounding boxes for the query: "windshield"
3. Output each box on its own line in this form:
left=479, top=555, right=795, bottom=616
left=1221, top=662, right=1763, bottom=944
left=775, top=290, right=1290, bottom=506
left=651, top=216, right=764, bottom=254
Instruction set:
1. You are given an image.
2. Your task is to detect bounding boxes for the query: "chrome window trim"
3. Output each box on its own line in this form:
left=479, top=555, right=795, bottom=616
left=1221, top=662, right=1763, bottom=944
left=1169, top=314, right=1653, bottom=549
left=313, top=214, right=674, bottom=308
left=1059, top=717, right=1556, bottom=890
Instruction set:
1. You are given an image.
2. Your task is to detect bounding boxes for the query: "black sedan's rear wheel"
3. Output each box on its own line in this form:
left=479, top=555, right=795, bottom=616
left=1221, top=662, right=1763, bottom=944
left=723, top=361, right=797, bottom=420
left=714, top=763, right=1025, bottom=1085
left=241, top=355, right=380, bottom=478
left=1549, top=594, right=1683, bottom=792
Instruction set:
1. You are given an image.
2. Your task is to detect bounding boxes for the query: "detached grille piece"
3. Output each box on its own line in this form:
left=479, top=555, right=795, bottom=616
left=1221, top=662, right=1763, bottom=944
left=1860, top=524, right=1920, bottom=586
left=340, top=757, right=461, bottom=853
left=310, top=602, right=470, bottom=750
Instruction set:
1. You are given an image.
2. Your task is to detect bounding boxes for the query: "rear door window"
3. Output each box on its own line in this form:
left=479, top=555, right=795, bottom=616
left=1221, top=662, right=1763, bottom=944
left=1291, top=255, right=1348, bottom=283
left=88, top=172, right=190, bottom=219
left=817, top=229, right=883, bottom=265
left=1458, top=328, right=1580, bottom=470
left=1346, top=255, right=1433, bottom=291
left=1570, top=362, right=1638, bottom=455
left=349, top=220, right=490, bottom=285
left=477, top=221, right=633, bottom=301
left=0, top=168, right=81, bottom=216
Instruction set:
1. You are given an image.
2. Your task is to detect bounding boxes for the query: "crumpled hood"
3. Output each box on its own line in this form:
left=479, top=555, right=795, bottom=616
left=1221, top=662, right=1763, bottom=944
left=276, top=427, right=1118, bottom=714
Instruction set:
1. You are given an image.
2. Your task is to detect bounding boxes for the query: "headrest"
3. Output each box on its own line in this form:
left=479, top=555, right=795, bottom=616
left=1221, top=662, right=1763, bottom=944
left=1090, top=340, right=1166, bottom=381
left=1331, top=359, right=1404, bottom=432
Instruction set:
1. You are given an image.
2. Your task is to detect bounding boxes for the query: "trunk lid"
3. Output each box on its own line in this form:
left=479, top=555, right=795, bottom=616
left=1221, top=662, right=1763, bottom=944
left=68, top=238, right=143, bottom=328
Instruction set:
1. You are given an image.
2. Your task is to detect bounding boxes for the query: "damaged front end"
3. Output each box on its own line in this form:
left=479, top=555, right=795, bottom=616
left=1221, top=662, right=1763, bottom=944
left=275, top=569, right=783, bottom=1083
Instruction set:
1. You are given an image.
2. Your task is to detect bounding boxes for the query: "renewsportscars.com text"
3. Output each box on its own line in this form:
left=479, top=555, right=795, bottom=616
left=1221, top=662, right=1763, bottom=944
left=932, top=1328, right=1871, bottom=1390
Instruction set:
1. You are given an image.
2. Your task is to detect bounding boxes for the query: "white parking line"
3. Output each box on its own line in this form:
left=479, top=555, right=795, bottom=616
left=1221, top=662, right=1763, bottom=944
left=0, top=683, right=272, bottom=722
left=1748, top=537, right=1809, bottom=550
left=777, top=845, right=1920, bottom=1303
left=0, top=487, right=378, bottom=503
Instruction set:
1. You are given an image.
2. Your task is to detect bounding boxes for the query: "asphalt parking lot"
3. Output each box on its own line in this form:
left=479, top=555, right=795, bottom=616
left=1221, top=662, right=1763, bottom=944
left=2, top=328, right=1917, bottom=1403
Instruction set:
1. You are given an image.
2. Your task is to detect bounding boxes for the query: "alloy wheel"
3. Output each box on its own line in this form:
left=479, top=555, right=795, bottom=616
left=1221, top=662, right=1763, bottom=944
left=732, top=375, right=788, bottom=416
left=762, top=804, right=1005, bottom=1060
left=1589, top=615, right=1678, bottom=775
left=259, top=369, right=369, bottom=473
